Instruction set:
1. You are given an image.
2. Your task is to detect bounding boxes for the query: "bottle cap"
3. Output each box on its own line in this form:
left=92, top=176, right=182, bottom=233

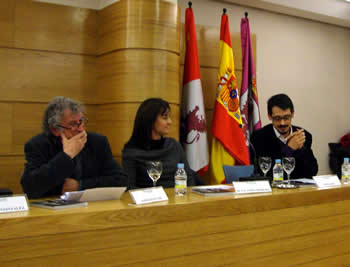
left=345, top=158, right=349, bottom=163
left=275, top=159, right=281, bottom=163
left=177, top=163, right=184, bottom=168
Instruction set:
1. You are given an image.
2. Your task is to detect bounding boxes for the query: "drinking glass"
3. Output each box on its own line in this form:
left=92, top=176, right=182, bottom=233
left=282, top=157, right=296, bottom=188
left=259, top=157, right=272, bottom=177
left=146, top=161, right=163, bottom=187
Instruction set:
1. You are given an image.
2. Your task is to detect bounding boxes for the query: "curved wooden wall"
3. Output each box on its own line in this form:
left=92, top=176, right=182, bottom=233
left=0, top=0, right=255, bottom=193
left=0, top=0, right=180, bottom=193
left=0, top=0, right=98, bottom=193
left=96, top=0, right=181, bottom=160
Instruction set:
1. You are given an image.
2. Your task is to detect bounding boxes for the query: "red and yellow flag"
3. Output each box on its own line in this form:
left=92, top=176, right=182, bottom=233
left=210, top=12, right=250, bottom=184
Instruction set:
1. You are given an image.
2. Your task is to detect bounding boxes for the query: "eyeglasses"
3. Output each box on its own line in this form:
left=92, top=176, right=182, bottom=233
left=271, top=115, right=292, bottom=122
left=58, top=117, right=88, bottom=130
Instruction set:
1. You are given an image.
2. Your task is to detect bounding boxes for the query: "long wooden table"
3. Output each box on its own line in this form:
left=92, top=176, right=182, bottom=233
left=1, top=185, right=350, bottom=266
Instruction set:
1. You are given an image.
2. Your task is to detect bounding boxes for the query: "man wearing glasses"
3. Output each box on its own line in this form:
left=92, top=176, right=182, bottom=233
left=21, top=96, right=128, bottom=199
left=250, top=93, right=318, bottom=178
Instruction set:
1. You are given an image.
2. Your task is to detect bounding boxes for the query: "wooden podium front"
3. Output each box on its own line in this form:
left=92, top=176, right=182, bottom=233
left=1, top=185, right=350, bottom=266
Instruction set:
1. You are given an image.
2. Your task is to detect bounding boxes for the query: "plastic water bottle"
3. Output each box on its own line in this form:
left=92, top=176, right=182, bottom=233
left=342, top=157, right=350, bottom=184
left=175, top=163, right=187, bottom=196
left=273, top=159, right=284, bottom=186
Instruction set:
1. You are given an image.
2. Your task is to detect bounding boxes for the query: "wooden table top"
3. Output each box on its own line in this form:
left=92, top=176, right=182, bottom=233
left=2, top=184, right=350, bottom=266
left=1, top=184, right=350, bottom=223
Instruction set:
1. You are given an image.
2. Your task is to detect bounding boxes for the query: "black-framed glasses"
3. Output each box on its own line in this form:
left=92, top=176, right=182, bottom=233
left=271, top=115, right=292, bottom=122
left=58, top=117, right=88, bottom=130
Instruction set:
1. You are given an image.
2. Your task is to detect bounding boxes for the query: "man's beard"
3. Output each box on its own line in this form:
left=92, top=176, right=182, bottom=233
left=277, top=125, right=290, bottom=135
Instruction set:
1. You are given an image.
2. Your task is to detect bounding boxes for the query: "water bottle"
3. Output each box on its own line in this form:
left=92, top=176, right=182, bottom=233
left=174, top=163, right=187, bottom=196
left=273, top=159, right=283, bottom=185
left=342, top=157, right=350, bottom=184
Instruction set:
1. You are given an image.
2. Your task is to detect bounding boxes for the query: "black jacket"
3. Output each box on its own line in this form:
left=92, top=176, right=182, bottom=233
left=250, top=124, right=318, bottom=178
left=21, top=132, right=128, bottom=199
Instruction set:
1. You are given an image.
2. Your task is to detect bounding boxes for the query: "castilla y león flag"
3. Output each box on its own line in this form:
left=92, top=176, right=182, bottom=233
left=181, top=6, right=209, bottom=174
left=210, top=11, right=250, bottom=184
left=240, top=16, right=261, bottom=147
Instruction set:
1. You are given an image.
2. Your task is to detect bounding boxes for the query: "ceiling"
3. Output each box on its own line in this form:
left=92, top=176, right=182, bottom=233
left=221, top=0, right=350, bottom=28
left=33, top=0, right=350, bottom=28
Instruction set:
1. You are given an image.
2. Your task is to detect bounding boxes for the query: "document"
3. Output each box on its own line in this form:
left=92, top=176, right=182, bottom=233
left=60, top=187, right=127, bottom=202
left=191, top=185, right=235, bottom=197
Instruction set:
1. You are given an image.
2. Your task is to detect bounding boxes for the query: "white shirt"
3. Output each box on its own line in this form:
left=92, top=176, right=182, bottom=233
left=273, top=126, right=293, bottom=144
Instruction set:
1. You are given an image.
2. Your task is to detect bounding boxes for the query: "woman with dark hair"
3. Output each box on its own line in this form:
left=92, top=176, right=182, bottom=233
left=122, top=98, right=202, bottom=189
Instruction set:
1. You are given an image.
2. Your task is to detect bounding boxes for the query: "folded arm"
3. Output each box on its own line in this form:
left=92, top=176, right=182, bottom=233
left=21, top=142, right=75, bottom=199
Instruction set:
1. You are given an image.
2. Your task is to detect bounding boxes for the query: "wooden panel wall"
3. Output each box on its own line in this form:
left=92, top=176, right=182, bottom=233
left=96, top=0, right=181, bottom=161
left=0, top=0, right=255, bottom=193
left=0, top=0, right=180, bottom=193
left=0, top=0, right=98, bottom=193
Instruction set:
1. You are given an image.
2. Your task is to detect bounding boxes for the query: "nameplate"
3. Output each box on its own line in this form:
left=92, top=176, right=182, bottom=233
left=0, top=195, right=29, bottom=214
left=129, top=186, right=168, bottom=205
left=232, top=181, right=272, bottom=194
left=313, top=175, right=341, bottom=188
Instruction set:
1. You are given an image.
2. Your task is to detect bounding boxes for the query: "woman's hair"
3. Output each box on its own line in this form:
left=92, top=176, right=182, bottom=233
left=42, top=96, right=85, bottom=135
left=126, top=98, right=170, bottom=149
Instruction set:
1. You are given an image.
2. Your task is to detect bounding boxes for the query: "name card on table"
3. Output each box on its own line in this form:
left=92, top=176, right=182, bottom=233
left=0, top=195, right=29, bottom=214
left=313, top=175, right=341, bottom=188
left=129, top=186, right=168, bottom=205
left=232, top=181, right=272, bottom=194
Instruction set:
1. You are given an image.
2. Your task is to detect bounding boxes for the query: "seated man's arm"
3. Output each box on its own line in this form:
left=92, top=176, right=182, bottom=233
left=292, top=131, right=318, bottom=177
left=79, top=136, right=128, bottom=190
left=21, top=141, right=75, bottom=199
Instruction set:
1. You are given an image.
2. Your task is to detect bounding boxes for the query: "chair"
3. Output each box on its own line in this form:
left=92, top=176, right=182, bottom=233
left=222, top=165, right=254, bottom=183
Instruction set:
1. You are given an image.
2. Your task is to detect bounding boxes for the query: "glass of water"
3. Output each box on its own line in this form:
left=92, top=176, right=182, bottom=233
left=282, top=157, right=296, bottom=188
left=146, top=161, right=163, bottom=187
left=259, top=157, right=272, bottom=177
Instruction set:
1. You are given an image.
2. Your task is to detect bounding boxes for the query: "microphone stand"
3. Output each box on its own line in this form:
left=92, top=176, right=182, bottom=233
left=248, top=140, right=271, bottom=182
left=249, top=140, right=259, bottom=176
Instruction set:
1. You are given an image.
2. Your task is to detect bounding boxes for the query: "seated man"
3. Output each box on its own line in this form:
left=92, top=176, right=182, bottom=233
left=250, top=93, right=318, bottom=178
left=21, top=96, right=128, bottom=199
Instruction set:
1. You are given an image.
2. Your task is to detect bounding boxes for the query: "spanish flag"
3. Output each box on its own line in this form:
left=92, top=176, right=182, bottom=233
left=210, top=11, right=250, bottom=184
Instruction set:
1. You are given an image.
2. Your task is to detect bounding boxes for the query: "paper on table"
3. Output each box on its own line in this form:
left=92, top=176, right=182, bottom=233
left=288, top=178, right=316, bottom=184
left=61, top=187, right=127, bottom=202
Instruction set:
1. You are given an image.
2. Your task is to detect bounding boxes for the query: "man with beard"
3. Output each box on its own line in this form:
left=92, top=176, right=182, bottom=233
left=250, top=93, right=318, bottom=178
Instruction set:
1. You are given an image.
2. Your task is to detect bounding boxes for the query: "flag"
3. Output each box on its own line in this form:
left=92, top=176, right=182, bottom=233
left=210, top=11, right=250, bottom=184
left=181, top=6, right=209, bottom=175
left=240, top=16, right=261, bottom=148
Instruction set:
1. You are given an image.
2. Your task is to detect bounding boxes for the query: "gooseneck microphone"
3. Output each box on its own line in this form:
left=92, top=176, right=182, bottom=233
left=248, top=139, right=259, bottom=176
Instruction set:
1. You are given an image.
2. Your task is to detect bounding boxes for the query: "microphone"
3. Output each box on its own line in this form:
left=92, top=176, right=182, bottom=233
left=239, top=139, right=271, bottom=183
left=248, top=139, right=259, bottom=176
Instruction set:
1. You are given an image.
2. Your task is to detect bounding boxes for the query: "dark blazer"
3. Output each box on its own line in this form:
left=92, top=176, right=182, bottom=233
left=21, top=132, right=128, bottom=199
left=250, top=124, right=318, bottom=178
